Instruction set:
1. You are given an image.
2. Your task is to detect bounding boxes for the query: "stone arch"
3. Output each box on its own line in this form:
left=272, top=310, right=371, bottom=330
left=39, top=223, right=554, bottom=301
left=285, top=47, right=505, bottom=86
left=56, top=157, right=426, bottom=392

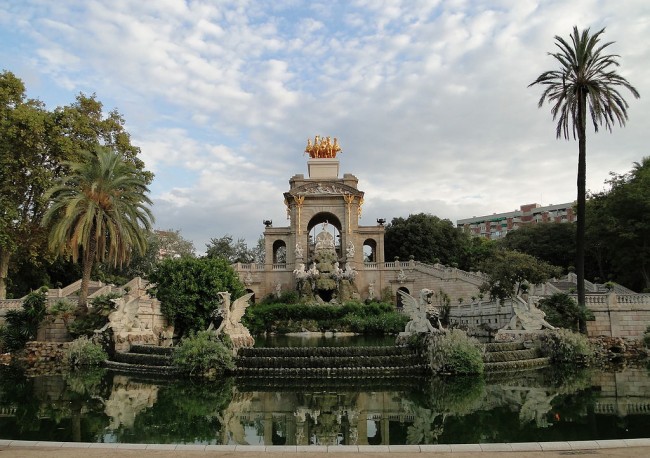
left=396, top=286, right=410, bottom=309
left=245, top=288, right=256, bottom=304
left=272, top=240, right=287, bottom=264
left=363, top=238, right=377, bottom=262
left=307, top=212, right=342, bottom=259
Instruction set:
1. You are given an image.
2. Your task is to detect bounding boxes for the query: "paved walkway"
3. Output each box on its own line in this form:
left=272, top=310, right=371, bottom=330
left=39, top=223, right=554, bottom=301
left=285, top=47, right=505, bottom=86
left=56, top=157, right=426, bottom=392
left=2, top=439, right=650, bottom=457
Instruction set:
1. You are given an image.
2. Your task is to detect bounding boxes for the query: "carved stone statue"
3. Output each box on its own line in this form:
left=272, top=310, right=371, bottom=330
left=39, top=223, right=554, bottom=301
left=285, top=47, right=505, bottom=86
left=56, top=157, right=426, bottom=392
left=346, top=240, right=355, bottom=258
left=505, top=296, right=556, bottom=331
left=398, top=289, right=442, bottom=334
left=342, top=262, right=357, bottom=281
left=295, top=242, right=304, bottom=259
left=213, top=291, right=255, bottom=349
left=96, top=295, right=156, bottom=352
left=315, top=229, right=335, bottom=251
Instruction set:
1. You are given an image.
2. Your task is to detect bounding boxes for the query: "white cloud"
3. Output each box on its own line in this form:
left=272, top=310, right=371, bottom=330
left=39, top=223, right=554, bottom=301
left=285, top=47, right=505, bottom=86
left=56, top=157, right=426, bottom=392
left=1, top=0, right=648, bottom=249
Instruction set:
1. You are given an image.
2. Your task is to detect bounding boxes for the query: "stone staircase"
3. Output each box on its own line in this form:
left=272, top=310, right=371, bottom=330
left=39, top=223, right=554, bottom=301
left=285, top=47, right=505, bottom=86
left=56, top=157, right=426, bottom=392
left=101, top=341, right=548, bottom=377
left=104, top=344, right=179, bottom=376
left=235, top=345, right=428, bottom=377
left=483, top=341, right=549, bottom=372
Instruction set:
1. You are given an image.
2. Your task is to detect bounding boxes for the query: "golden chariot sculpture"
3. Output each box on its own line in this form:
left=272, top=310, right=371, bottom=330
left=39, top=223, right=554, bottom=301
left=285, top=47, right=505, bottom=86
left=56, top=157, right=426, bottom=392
left=305, top=135, right=341, bottom=158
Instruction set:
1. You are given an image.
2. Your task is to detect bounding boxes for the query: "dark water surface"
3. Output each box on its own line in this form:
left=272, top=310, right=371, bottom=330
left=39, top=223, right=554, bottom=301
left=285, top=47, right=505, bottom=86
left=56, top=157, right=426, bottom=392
left=254, top=334, right=397, bottom=348
left=1, top=364, right=649, bottom=446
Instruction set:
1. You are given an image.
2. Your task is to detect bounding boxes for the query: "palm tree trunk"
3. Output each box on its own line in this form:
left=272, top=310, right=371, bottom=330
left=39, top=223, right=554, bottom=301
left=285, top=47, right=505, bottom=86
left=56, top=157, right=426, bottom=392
left=78, top=236, right=97, bottom=311
left=576, top=91, right=587, bottom=333
left=0, top=248, right=10, bottom=300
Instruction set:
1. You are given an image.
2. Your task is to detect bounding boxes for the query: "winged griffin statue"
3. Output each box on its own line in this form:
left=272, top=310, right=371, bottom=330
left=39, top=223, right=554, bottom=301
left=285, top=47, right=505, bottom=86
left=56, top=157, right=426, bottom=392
left=209, top=291, right=255, bottom=346
left=398, top=288, right=444, bottom=334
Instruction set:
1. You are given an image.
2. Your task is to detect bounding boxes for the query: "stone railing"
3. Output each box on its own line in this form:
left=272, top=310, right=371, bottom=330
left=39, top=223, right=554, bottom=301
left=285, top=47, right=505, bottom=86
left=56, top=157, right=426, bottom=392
left=233, top=263, right=266, bottom=271
left=616, top=294, right=650, bottom=305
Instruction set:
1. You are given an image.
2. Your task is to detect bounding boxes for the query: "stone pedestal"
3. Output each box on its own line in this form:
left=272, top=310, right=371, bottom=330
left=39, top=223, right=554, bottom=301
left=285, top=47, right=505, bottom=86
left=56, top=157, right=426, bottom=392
left=229, top=333, right=255, bottom=352
left=308, top=159, right=339, bottom=178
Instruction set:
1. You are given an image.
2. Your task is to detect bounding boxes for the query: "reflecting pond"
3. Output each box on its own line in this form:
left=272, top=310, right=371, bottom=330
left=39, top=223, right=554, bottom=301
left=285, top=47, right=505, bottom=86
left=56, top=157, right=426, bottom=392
left=254, top=334, right=397, bottom=348
left=1, top=364, right=649, bottom=445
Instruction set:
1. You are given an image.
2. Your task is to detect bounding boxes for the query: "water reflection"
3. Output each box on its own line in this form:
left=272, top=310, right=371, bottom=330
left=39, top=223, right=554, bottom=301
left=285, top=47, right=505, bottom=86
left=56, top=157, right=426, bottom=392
left=1, top=364, right=649, bottom=445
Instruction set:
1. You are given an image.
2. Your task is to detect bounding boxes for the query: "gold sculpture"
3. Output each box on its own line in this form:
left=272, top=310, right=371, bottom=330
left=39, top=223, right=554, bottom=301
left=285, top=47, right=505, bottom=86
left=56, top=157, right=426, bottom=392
left=305, top=135, right=342, bottom=158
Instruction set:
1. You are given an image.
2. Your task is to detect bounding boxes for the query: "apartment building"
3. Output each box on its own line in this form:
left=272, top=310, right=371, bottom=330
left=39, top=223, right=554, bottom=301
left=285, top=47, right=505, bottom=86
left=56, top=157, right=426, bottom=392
left=457, top=202, right=576, bottom=239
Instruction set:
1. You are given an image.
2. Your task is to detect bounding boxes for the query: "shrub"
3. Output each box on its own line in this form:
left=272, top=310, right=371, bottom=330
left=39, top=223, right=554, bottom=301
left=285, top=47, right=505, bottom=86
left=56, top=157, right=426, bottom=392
left=65, top=336, right=108, bottom=367
left=148, top=257, right=245, bottom=338
left=540, top=328, right=594, bottom=365
left=48, top=299, right=76, bottom=324
left=0, top=324, right=6, bottom=353
left=2, top=288, right=48, bottom=351
left=427, top=329, right=484, bottom=375
left=66, top=293, right=120, bottom=338
left=243, top=301, right=407, bottom=334
left=643, top=326, right=650, bottom=349
left=538, top=293, right=593, bottom=331
left=172, top=330, right=235, bottom=376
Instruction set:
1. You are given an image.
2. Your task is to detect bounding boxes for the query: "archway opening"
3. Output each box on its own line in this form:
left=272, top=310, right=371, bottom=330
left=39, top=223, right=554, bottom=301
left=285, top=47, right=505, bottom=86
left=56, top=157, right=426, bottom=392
left=363, top=238, right=377, bottom=262
left=272, top=240, right=287, bottom=264
left=307, top=213, right=342, bottom=260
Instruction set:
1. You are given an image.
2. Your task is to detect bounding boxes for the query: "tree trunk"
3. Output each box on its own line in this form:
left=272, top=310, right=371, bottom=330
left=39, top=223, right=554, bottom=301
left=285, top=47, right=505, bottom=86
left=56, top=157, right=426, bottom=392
left=77, top=236, right=97, bottom=311
left=0, top=248, right=10, bottom=300
left=576, top=92, right=587, bottom=333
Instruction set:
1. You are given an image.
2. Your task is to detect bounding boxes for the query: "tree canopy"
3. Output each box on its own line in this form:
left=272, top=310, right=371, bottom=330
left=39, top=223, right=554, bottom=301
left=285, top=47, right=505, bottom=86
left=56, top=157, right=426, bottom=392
left=585, top=157, right=650, bottom=292
left=499, top=222, right=576, bottom=273
left=0, top=71, right=152, bottom=299
left=384, top=213, right=468, bottom=266
left=148, top=257, right=245, bottom=338
left=205, top=234, right=262, bottom=264
left=479, top=249, right=562, bottom=303
left=0, top=71, right=54, bottom=298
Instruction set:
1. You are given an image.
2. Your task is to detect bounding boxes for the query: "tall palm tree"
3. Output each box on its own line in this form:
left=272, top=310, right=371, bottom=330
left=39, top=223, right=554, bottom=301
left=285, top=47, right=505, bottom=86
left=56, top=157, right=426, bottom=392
left=529, top=26, right=639, bottom=331
left=42, top=147, right=154, bottom=310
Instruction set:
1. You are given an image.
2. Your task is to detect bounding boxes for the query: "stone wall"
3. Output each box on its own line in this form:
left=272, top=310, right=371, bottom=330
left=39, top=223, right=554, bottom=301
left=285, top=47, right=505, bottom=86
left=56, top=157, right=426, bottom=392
left=37, top=317, right=71, bottom=343
left=586, top=293, right=650, bottom=340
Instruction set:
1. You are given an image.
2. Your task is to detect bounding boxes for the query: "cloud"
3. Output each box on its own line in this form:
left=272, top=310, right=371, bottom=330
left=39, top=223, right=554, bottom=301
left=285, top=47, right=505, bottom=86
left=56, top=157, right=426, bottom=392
left=2, top=0, right=649, bottom=250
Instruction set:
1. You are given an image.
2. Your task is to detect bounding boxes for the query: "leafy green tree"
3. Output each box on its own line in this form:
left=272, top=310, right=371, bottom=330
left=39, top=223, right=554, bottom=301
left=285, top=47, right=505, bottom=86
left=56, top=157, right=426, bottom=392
left=500, top=223, right=576, bottom=273
left=1, top=73, right=151, bottom=299
left=530, top=26, right=639, bottom=326
left=147, top=257, right=245, bottom=338
left=251, top=235, right=265, bottom=263
left=585, top=157, right=650, bottom=291
left=205, top=234, right=255, bottom=263
left=42, top=147, right=154, bottom=309
left=2, top=288, right=48, bottom=351
left=538, top=293, right=593, bottom=332
left=0, top=71, right=55, bottom=299
left=458, top=235, right=498, bottom=272
left=50, top=93, right=152, bottom=184
left=479, top=249, right=562, bottom=303
left=384, top=213, right=466, bottom=266
left=96, top=228, right=196, bottom=283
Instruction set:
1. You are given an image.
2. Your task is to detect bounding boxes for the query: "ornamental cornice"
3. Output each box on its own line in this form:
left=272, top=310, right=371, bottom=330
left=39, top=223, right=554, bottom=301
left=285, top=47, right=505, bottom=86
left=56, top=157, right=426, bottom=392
left=284, top=182, right=363, bottom=200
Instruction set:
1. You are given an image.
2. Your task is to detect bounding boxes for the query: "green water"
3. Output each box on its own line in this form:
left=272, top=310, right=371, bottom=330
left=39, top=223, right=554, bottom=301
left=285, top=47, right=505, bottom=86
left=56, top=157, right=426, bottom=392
left=0, top=364, right=649, bottom=445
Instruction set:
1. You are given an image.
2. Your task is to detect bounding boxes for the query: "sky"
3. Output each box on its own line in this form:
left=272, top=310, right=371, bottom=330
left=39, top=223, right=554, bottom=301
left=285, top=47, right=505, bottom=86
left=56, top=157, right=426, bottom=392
left=1, top=0, right=649, bottom=254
